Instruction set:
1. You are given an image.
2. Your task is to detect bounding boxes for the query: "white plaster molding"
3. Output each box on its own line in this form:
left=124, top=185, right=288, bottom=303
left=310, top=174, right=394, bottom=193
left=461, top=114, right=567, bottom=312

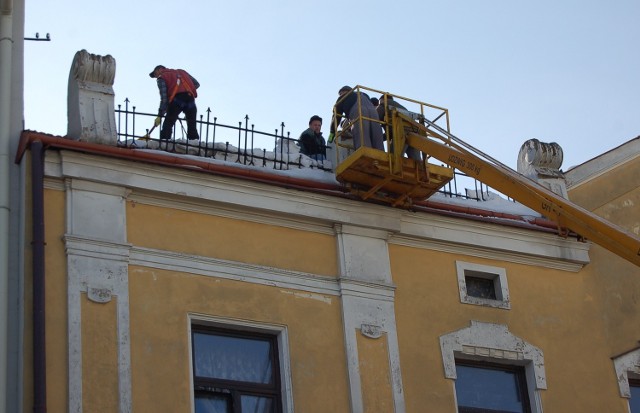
left=566, top=138, right=640, bottom=189
left=336, top=225, right=404, bottom=412
left=335, top=223, right=391, bottom=240
left=392, top=234, right=587, bottom=272
left=360, top=324, right=383, bottom=339
left=440, top=321, right=546, bottom=413
left=65, top=177, right=128, bottom=243
left=394, top=209, right=591, bottom=271
left=44, top=150, right=63, bottom=178
left=48, top=150, right=590, bottom=271
left=87, top=285, right=113, bottom=303
left=128, top=192, right=336, bottom=236
left=440, top=321, right=546, bottom=389
left=65, top=175, right=132, bottom=413
left=64, top=235, right=132, bottom=261
left=612, top=346, right=640, bottom=398
left=130, top=246, right=341, bottom=297
left=340, top=291, right=404, bottom=413
left=53, top=150, right=404, bottom=232
left=66, top=245, right=132, bottom=413
left=69, top=178, right=131, bottom=198
left=188, top=314, right=295, bottom=413
left=336, top=225, right=393, bottom=283
left=338, top=278, right=395, bottom=302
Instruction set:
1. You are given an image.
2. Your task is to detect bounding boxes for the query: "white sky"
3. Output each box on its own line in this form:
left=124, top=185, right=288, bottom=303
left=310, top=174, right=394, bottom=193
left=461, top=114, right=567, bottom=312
left=23, top=0, right=640, bottom=170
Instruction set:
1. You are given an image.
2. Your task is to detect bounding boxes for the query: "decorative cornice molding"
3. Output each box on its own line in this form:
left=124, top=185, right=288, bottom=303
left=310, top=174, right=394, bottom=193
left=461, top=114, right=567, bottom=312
left=130, top=246, right=342, bottom=297
left=391, top=235, right=587, bottom=272
left=64, top=234, right=132, bottom=261
left=128, top=192, right=336, bottom=236
left=339, top=277, right=396, bottom=302
left=50, top=150, right=589, bottom=270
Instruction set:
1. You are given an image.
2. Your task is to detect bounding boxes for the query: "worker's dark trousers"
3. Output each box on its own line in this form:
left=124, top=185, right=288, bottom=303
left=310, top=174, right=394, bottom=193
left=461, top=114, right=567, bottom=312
left=160, top=93, right=199, bottom=140
left=347, top=98, right=384, bottom=151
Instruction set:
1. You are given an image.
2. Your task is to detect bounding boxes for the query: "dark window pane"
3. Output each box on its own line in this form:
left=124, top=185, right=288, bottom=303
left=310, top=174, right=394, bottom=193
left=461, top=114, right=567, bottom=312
left=465, top=276, right=497, bottom=299
left=195, top=393, right=231, bottom=413
left=241, top=395, right=274, bottom=413
left=630, top=383, right=640, bottom=413
left=194, top=332, right=273, bottom=384
left=455, top=364, right=526, bottom=413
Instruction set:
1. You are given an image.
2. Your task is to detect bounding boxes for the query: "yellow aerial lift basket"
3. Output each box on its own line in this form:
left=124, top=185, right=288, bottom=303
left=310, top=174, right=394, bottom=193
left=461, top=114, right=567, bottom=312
left=332, top=86, right=454, bottom=207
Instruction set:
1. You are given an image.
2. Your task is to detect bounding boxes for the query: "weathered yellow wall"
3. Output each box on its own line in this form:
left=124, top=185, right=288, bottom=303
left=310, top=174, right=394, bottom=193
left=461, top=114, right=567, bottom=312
left=568, top=157, right=640, bottom=360
left=23, top=187, right=69, bottom=412
left=82, top=296, right=119, bottom=411
left=127, top=202, right=338, bottom=277
left=357, top=331, right=394, bottom=412
left=128, top=266, right=350, bottom=412
left=390, top=244, right=629, bottom=412
left=569, top=159, right=640, bottom=235
left=35, top=153, right=640, bottom=412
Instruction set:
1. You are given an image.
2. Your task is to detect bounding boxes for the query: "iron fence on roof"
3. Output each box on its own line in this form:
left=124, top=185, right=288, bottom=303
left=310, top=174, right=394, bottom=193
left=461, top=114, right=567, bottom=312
left=114, top=98, right=503, bottom=203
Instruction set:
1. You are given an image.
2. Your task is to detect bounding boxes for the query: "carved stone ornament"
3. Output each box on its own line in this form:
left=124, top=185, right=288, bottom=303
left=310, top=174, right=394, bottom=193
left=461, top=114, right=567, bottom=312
left=67, top=49, right=118, bottom=144
left=360, top=324, right=383, bottom=339
left=88, top=285, right=112, bottom=303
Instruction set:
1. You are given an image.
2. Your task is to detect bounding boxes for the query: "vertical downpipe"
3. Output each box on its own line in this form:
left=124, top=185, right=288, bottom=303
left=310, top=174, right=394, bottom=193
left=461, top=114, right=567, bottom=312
left=0, top=1, right=15, bottom=412
left=31, top=141, right=46, bottom=413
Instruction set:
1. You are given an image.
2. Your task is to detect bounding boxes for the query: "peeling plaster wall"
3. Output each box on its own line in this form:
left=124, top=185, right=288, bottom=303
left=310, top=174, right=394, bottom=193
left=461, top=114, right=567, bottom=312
left=28, top=148, right=640, bottom=413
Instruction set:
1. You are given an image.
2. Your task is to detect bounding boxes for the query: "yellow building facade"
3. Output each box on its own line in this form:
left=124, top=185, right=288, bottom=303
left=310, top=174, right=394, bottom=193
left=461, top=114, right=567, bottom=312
left=15, top=52, right=640, bottom=413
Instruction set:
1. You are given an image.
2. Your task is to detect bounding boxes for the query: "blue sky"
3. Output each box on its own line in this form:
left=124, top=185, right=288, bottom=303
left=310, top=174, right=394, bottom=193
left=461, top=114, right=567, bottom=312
left=23, top=0, right=639, bottom=170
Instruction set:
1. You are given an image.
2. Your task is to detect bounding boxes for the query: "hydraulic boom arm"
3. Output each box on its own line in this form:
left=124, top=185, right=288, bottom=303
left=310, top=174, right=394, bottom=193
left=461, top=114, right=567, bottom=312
left=402, top=115, right=640, bottom=267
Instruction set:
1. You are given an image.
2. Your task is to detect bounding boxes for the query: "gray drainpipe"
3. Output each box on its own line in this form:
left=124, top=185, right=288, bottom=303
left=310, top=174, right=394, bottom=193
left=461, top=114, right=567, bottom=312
left=30, top=140, right=46, bottom=413
left=0, top=1, right=14, bottom=412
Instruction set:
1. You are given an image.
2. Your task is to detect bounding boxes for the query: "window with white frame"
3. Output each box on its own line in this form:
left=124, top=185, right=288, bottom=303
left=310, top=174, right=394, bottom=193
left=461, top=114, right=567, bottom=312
left=190, top=317, right=293, bottom=413
left=440, top=321, right=546, bottom=413
left=455, top=359, right=531, bottom=413
left=612, top=345, right=640, bottom=412
left=630, top=379, right=640, bottom=413
left=456, top=261, right=510, bottom=309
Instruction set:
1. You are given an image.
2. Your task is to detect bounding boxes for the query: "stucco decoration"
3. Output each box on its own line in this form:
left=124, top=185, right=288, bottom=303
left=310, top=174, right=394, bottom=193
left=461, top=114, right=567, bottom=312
left=439, top=320, right=547, bottom=390
left=64, top=179, right=132, bottom=413
left=612, top=345, right=640, bottom=398
left=336, top=224, right=405, bottom=412
left=67, top=49, right=117, bottom=145
left=360, top=324, right=383, bottom=339
left=517, top=138, right=568, bottom=198
left=87, top=285, right=113, bottom=303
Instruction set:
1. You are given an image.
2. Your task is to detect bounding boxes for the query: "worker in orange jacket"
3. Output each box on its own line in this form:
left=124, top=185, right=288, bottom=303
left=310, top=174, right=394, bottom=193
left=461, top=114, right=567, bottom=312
left=149, top=65, right=200, bottom=141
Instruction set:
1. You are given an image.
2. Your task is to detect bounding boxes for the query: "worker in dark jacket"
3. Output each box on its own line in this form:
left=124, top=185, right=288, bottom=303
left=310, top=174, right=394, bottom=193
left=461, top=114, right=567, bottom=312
left=298, top=115, right=327, bottom=161
left=377, top=95, right=421, bottom=161
left=329, top=86, right=384, bottom=151
left=149, top=65, right=200, bottom=141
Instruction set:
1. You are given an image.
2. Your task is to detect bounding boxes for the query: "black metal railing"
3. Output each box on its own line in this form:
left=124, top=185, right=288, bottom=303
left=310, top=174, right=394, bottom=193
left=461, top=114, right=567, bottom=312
left=114, top=98, right=507, bottom=203
left=115, top=98, right=333, bottom=172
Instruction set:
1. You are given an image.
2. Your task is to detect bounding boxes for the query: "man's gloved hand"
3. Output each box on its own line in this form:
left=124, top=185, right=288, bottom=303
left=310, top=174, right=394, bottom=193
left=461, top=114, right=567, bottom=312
left=154, top=117, right=161, bottom=127
left=328, top=132, right=335, bottom=143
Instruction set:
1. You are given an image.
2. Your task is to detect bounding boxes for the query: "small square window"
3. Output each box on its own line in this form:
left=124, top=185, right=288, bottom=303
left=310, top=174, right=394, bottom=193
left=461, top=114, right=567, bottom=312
left=456, top=261, right=510, bottom=309
left=465, top=273, right=497, bottom=300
